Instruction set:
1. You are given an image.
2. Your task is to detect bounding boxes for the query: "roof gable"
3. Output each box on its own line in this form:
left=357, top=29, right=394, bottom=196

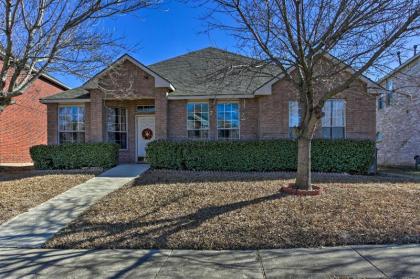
left=84, top=54, right=174, bottom=91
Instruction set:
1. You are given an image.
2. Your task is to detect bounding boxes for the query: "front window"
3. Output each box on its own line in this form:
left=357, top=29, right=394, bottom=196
left=58, top=106, right=85, bottom=144
left=288, top=101, right=301, bottom=139
left=386, top=79, right=394, bottom=106
left=217, top=103, right=240, bottom=140
left=322, top=100, right=345, bottom=139
left=107, top=107, right=128, bottom=149
left=187, top=103, right=209, bottom=139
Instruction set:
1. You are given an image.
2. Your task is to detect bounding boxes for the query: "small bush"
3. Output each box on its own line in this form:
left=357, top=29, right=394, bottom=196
left=30, top=143, right=120, bottom=170
left=146, top=139, right=375, bottom=174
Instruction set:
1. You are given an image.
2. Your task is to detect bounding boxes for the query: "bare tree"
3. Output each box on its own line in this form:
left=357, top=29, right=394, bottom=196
left=0, top=0, right=160, bottom=110
left=200, top=0, right=419, bottom=190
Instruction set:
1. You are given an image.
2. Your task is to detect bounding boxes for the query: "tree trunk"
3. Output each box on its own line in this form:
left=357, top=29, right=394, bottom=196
left=295, top=137, right=312, bottom=190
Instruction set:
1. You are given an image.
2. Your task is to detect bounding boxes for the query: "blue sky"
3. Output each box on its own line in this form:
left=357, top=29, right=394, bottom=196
left=58, top=2, right=236, bottom=88
left=56, top=1, right=419, bottom=88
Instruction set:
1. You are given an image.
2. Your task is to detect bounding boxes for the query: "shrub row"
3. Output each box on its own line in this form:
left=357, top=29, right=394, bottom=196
left=30, top=143, right=120, bottom=169
left=146, top=139, right=375, bottom=174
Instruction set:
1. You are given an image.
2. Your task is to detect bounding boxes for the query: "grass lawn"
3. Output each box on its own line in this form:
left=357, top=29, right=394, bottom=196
left=0, top=167, right=98, bottom=224
left=45, top=170, right=420, bottom=250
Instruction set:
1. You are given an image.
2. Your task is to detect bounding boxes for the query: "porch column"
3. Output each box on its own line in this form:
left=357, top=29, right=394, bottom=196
left=46, top=103, right=58, bottom=144
left=155, top=88, right=168, bottom=139
left=89, top=89, right=105, bottom=142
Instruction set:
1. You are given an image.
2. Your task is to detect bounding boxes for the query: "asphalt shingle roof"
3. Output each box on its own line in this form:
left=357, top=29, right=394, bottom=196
left=42, top=87, right=89, bottom=100
left=149, top=47, right=278, bottom=97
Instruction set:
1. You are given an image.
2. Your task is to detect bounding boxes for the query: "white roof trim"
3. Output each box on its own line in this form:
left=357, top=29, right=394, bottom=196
left=40, top=73, right=70, bottom=90
left=378, top=54, right=420, bottom=84
left=168, top=94, right=255, bottom=100
left=40, top=99, right=91, bottom=104
left=84, top=54, right=175, bottom=91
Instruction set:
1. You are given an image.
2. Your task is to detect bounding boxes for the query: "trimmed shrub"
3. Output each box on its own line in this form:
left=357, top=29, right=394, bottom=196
left=146, top=139, right=375, bottom=174
left=30, top=143, right=120, bottom=170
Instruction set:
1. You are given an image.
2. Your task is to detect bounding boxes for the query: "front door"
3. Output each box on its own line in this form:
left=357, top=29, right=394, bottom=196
left=136, top=115, right=155, bottom=160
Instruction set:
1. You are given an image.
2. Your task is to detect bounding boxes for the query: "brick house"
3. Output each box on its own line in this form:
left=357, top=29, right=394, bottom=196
left=376, top=54, right=420, bottom=166
left=0, top=68, right=68, bottom=165
left=41, top=47, right=376, bottom=163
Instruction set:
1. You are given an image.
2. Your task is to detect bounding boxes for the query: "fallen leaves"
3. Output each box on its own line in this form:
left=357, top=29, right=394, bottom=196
left=46, top=170, right=420, bottom=249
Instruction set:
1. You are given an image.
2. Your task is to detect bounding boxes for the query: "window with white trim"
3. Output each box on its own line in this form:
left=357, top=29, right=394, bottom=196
left=322, top=99, right=345, bottom=139
left=288, top=101, right=302, bottom=139
left=386, top=79, right=394, bottom=106
left=137, top=105, right=155, bottom=113
left=217, top=103, right=240, bottom=140
left=187, top=103, right=209, bottom=139
left=58, top=106, right=85, bottom=144
left=107, top=107, right=128, bottom=149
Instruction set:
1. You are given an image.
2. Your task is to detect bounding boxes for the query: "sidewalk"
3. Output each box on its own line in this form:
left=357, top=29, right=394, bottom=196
left=0, top=164, right=149, bottom=248
left=0, top=244, right=418, bottom=278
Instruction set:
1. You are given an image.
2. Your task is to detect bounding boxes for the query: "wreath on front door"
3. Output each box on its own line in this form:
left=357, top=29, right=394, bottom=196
left=142, top=128, right=153, bottom=140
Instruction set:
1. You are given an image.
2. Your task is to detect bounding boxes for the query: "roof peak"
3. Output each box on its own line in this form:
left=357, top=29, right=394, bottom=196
left=149, top=46, right=257, bottom=67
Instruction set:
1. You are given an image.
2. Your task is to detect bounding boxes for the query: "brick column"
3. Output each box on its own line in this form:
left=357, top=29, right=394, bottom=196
left=155, top=88, right=168, bottom=140
left=47, top=103, right=58, bottom=144
left=89, top=89, right=105, bottom=142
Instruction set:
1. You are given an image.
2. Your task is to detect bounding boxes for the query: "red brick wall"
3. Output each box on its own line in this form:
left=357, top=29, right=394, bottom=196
left=167, top=99, right=187, bottom=140
left=165, top=81, right=375, bottom=142
left=0, top=78, right=65, bottom=164
left=258, top=78, right=376, bottom=140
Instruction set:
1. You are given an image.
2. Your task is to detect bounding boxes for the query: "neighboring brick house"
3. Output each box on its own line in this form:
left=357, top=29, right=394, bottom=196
left=0, top=69, right=68, bottom=164
left=376, top=54, right=420, bottom=166
left=41, top=47, right=376, bottom=163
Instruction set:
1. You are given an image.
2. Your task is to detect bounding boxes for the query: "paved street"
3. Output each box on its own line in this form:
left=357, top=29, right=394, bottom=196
left=0, top=244, right=418, bottom=278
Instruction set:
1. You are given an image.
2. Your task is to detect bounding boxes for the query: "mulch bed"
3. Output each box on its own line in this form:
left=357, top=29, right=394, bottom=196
left=0, top=169, right=98, bottom=224
left=45, top=169, right=420, bottom=250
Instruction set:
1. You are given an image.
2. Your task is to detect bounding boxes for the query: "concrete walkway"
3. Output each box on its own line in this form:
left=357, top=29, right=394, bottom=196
left=0, top=164, right=149, bottom=248
left=0, top=244, right=418, bottom=278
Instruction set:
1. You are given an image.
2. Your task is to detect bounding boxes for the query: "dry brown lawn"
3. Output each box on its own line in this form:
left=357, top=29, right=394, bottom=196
left=46, top=170, right=420, bottom=250
left=0, top=168, right=98, bottom=224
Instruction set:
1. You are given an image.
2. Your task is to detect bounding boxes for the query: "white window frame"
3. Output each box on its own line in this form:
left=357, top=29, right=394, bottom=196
left=137, top=105, right=155, bottom=113
left=186, top=102, right=210, bottom=140
left=386, top=79, right=394, bottom=106
left=322, top=99, right=346, bottom=139
left=57, top=105, right=85, bottom=144
left=106, top=107, right=129, bottom=150
left=288, top=101, right=302, bottom=139
left=216, top=101, right=240, bottom=140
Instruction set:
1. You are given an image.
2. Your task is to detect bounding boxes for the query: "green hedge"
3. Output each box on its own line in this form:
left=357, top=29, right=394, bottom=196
left=30, top=143, right=120, bottom=169
left=146, top=139, right=375, bottom=174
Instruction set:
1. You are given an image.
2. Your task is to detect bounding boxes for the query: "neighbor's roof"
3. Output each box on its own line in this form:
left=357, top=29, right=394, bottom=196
left=0, top=53, right=69, bottom=90
left=378, top=53, right=420, bottom=84
left=149, top=47, right=278, bottom=98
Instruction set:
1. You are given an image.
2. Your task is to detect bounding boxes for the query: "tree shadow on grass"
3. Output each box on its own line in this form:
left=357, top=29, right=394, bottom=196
left=47, top=191, right=287, bottom=250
